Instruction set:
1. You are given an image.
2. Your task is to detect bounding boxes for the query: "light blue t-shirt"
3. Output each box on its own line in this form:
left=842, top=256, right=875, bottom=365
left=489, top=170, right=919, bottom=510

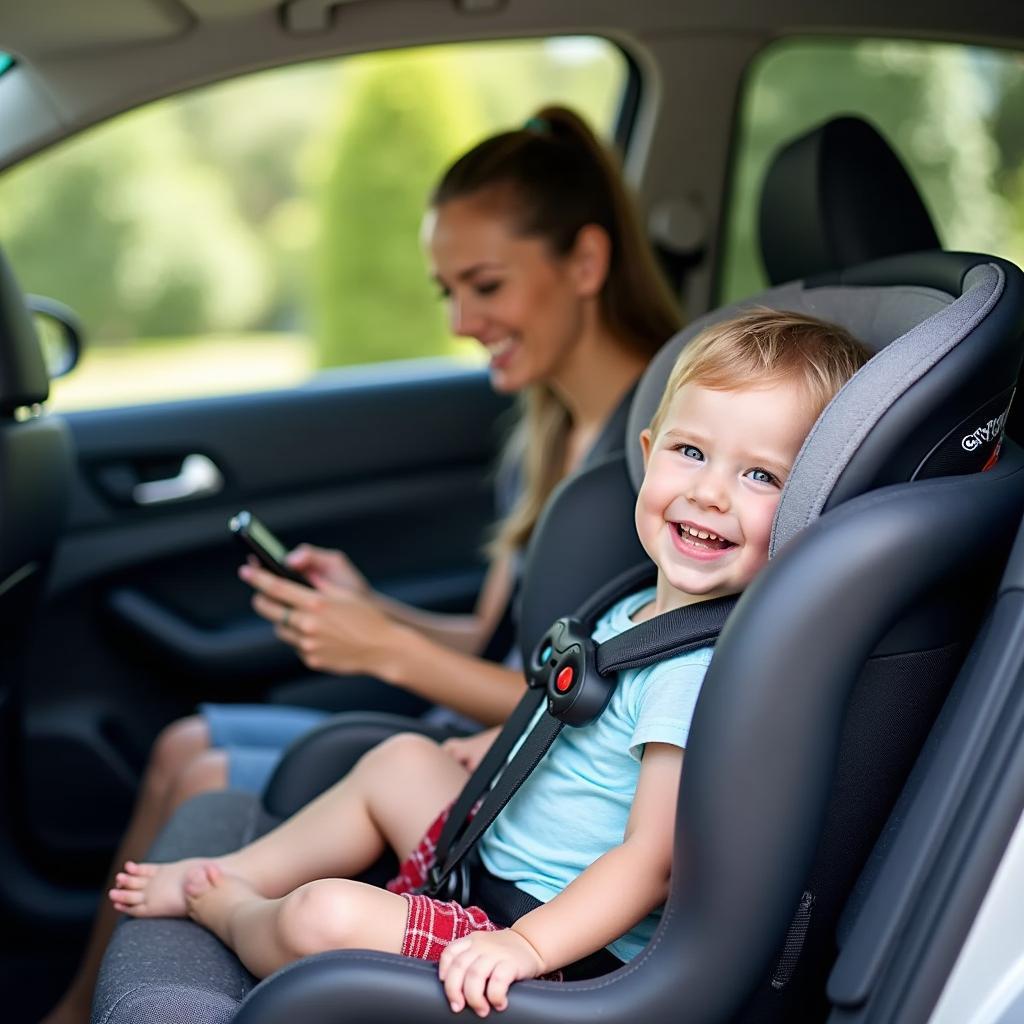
left=478, top=587, right=713, bottom=962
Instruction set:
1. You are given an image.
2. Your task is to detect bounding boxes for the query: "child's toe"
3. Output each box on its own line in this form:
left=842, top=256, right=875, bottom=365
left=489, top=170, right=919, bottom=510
left=125, top=861, right=158, bottom=877
left=109, top=888, right=145, bottom=907
left=115, top=872, right=147, bottom=890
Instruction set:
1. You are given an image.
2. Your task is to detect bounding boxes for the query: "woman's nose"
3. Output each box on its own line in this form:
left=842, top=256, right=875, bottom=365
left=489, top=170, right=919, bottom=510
left=449, top=296, right=484, bottom=338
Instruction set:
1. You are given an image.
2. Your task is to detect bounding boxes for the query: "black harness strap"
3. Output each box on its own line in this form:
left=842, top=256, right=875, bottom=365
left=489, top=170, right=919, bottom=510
left=423, top=562, right=738, bottom=901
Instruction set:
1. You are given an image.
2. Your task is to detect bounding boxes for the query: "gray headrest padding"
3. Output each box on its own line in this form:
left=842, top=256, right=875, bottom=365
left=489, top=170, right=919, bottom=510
left=771, top=262, right=1004, bottom=553
left=626, top=281, right=953, bottom=486
left=626, top=263, right=1005, bottom=555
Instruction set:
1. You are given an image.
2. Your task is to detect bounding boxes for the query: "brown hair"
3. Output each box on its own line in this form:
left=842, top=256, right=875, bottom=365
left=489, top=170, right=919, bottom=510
left=648, top=308, right=871, bottom=437
left=433, top=106, right=682, bottom=553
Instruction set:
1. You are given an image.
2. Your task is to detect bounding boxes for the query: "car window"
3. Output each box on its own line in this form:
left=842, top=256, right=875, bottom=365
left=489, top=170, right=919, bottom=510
left=0, top=37, right=629, bottom=411
left=719, top=37, right=1024, bottom=303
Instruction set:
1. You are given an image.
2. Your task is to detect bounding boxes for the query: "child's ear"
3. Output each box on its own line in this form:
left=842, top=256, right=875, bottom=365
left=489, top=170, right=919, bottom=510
left=639, top=428, right=653, bottom=470
left=569, top=224, right=611, bottom=298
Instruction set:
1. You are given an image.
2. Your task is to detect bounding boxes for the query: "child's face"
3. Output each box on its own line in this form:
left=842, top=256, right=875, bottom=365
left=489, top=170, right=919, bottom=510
left=636, top=378, right=819, bottom=610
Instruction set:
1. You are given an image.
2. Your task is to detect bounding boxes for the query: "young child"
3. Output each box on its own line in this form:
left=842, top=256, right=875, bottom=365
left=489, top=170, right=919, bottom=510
left=109, top=309, right=869, bottom=1017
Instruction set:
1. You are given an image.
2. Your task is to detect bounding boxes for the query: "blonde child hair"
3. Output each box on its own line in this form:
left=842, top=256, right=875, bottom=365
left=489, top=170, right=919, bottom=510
left=649, top=308, right=871, bottom=437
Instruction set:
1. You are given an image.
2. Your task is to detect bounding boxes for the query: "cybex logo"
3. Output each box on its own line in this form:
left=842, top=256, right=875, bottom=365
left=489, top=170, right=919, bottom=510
left=962, top=407, right=1010, bottom=451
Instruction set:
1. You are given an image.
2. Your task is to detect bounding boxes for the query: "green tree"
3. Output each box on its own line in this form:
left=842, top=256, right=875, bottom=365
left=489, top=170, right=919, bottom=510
left=0, top=99, right=271, bottom=342
left=309, top=51, right=484, bottom=367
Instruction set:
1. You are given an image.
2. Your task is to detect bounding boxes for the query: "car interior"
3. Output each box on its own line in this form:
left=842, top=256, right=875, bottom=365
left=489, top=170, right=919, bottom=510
left=2, top=2, right=1024, bottom=1024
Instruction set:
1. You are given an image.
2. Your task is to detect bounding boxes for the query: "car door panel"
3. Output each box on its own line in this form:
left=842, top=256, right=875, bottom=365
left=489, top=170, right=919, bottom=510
left=18, top=364, right=510, bottom=862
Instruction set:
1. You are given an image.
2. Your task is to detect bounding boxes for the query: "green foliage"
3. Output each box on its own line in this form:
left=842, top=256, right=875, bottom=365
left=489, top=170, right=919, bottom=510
left=0, top=38, right=625, bottom=373
left=308, top=52, right=484, bottom=367
left=0, top=102, right=272, bottom=341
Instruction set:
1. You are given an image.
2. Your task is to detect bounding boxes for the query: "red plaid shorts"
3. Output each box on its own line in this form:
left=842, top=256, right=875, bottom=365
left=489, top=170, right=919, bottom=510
left=386, top=803, right=500, bottom=962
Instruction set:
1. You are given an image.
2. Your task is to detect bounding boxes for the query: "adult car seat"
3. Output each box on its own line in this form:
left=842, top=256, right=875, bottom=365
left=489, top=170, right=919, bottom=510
left=0, top=246, right=75, bottom=919
left=93, top=246, right=1024, bottom=1024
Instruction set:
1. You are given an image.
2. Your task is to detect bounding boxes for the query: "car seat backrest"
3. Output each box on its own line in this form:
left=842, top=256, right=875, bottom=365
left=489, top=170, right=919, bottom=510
left=0, top=250, right=49, bottom=415
left=758, top=115, right=940, bottom=286
left=0, top=246, right=72, bottom=693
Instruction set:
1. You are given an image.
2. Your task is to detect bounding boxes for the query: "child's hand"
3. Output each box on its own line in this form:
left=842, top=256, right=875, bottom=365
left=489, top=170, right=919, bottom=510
left=438, top=928, right=545, bottom=1017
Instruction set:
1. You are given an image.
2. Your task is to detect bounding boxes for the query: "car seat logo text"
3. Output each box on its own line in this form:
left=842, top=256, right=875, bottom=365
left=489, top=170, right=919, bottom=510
left=962, top=407, right=1010, bottom=451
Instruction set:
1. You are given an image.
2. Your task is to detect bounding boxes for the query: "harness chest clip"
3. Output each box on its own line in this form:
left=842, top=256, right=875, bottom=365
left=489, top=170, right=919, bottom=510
left=529, top=617, right=614, bottom=727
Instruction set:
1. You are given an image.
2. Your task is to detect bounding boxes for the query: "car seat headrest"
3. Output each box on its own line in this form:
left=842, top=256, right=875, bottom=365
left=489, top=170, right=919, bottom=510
left=0, top=245, right=48, bottom=414
left=759, top=116, right=940, bottom=286
left=627, top=252, right=1024, bottom=555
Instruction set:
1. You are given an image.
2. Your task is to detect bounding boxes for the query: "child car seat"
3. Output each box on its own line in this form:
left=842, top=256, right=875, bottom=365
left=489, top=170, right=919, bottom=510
left=92, top=247, right=1024, bottom=1024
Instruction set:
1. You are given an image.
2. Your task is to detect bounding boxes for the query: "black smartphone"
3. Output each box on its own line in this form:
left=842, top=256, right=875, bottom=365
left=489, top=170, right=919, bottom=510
left=229, top=510, right=310, bottom=587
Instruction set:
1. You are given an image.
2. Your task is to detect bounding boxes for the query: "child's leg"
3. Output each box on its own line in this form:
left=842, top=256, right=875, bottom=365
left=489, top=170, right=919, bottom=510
left=110, top=732, right=469, bottom=917
left=183, top=863, right=408, bottom=979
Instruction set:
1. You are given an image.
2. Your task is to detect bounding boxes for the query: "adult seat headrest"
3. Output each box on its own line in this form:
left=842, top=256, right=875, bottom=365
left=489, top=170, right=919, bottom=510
left=0, top=245, right=48, bottom=414
left=759, top=116, right=940, bottom=286
left=627, top=251, right=1024, bottom=555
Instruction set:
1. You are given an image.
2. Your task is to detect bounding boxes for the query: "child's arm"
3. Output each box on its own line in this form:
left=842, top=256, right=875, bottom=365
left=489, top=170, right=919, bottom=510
left=438, top=742, right=683, bottom=1016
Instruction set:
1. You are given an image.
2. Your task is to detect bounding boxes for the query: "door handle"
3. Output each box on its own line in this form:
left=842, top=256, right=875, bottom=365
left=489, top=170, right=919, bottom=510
left=132, top=453, right=224, bottom=505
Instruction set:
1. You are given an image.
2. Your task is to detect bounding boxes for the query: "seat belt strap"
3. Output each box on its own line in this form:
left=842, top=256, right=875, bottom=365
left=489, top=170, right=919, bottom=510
left=422, top=570, right=737, bottom=900
left=432, top=561, right=663, bottom=883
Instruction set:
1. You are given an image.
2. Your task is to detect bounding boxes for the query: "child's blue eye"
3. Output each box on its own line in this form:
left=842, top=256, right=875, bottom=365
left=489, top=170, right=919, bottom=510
left=746, top=467, right=778, bottom=486
left=680, top=444, right=704, bottom=461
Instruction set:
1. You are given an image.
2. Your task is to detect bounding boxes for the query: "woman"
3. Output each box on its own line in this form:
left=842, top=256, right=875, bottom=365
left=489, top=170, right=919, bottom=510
left=44, top=105, right=680, bottom=1024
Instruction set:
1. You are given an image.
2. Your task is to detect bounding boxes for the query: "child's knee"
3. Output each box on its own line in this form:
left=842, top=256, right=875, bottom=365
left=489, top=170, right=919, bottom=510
left=369, top=732, right=443, bottom=774
left=277, top=880, right=360, bottom=957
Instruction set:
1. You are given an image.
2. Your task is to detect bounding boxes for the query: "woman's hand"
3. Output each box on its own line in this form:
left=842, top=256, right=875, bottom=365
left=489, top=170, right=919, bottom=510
left=438, top=928, right=545, bottom=1016
left=442, top=727, right=501, bottom=773
left=239, top=561, right=404, bottom=677
left=283, top=543, right=370, bottom=594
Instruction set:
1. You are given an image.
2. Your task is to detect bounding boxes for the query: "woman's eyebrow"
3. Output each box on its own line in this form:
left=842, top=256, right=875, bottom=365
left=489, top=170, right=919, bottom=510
left=455, top=262, right=503, bottom=281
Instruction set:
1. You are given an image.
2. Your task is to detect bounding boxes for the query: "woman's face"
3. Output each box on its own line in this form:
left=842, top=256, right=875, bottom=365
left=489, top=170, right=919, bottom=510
left=424, top=194, right=598, bottom=394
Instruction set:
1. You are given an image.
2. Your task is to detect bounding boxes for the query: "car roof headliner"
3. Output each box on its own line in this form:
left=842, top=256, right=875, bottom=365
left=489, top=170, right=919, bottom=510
left=0, top=0, right=1019, bottom=172
left=2, top=0, right=1021, bottom=60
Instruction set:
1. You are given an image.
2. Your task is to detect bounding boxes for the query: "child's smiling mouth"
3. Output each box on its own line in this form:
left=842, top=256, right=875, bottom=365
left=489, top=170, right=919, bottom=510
left=671, top=520, right=737, bottom=559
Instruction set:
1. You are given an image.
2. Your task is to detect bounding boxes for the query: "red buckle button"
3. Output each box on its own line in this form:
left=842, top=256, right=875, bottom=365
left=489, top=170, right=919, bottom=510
left=555, top=666, right=574, bottom=693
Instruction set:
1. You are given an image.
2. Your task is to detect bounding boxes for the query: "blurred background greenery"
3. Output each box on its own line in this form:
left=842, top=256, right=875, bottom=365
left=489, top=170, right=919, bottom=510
left=0, top=38, right=624, bottom=408
left=0, top=35, right=1021, bottom=410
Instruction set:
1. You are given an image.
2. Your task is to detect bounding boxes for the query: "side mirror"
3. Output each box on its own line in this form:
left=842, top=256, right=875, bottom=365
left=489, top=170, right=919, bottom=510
left=27, top=295, right=84, bottom=379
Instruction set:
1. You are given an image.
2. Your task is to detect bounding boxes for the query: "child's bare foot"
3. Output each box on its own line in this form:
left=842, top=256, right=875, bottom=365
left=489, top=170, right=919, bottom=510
left=108, top=858, right=215, bottom=918
left=184, top=862, right=261, bottom=943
